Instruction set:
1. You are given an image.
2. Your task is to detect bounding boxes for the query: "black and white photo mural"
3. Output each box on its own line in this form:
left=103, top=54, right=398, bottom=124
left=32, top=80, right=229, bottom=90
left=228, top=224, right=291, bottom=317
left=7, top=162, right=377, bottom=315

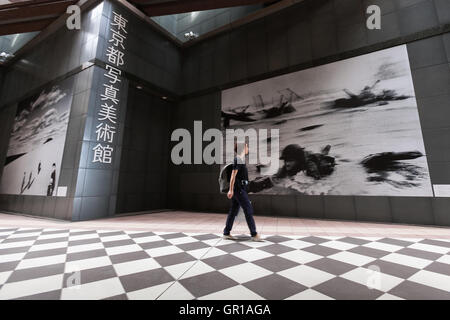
left=0, top=77, right=74, bottom=196
left=221, top=45, right=433, bottom=196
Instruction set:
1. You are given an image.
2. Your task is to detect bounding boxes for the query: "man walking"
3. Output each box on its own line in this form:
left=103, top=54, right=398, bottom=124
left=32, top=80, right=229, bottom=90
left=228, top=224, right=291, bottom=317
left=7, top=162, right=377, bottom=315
left=223, top=142, right=262, bottom=241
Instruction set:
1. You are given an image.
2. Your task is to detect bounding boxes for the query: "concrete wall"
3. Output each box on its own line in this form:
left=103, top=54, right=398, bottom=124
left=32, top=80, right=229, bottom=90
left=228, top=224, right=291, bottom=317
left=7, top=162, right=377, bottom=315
left=0, top=2, right=105, bottom=220
left=168, top=0, right=450, bottom=226
left=1, top=0, right=449, bottom=225
left=0, top=0, right=182, bottom=220
left=0, top=2, right=103, bottom=107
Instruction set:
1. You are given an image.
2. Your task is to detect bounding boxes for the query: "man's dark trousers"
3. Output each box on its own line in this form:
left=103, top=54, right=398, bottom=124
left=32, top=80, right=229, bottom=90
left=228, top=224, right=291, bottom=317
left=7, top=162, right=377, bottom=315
left=224, top=188, right=257, bottom=237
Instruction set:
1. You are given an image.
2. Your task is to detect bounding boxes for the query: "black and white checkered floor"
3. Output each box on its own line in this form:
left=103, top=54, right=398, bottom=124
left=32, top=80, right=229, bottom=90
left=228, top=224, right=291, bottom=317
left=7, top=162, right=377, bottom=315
left=0, top=227, right=449, bottom=300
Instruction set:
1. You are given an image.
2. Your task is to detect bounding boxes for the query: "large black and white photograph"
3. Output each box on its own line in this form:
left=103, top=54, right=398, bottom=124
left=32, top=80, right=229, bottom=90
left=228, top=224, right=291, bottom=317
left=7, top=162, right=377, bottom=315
left=221, top=45, right=433, bottom=196
left=0, top=77, right=74, bottom=196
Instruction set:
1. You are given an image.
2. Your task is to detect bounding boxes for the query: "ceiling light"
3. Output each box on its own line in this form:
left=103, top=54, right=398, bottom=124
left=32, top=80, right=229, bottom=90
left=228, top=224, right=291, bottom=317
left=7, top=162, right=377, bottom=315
left=184, top=31, right=199, bottom=40
left=0, top=52, right=14, bottom=63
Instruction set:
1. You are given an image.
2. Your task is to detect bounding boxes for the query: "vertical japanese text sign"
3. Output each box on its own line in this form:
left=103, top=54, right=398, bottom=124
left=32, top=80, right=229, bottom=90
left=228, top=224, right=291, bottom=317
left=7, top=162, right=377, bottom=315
left=92, top=10, right=128, bottom=164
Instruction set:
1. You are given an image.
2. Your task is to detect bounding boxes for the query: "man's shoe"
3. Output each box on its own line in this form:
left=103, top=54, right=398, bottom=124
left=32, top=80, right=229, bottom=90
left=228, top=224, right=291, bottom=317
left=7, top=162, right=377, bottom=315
left=223, top=234, right=237, bottom=240
left=251, top=234, right=263, bottom=242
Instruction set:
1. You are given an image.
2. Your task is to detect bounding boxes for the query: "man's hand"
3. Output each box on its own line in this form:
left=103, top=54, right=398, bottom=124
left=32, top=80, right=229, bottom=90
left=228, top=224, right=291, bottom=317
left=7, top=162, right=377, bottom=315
left=227, top=190, right=233, bottom=199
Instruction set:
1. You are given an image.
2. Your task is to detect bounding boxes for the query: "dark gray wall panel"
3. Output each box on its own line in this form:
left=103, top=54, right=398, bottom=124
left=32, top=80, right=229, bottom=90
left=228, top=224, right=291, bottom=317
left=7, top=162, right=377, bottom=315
left=116, top=86, right=171, bottom=214
left=169, top=0, right=450, bottom=227
left=427, top=162, right=450, bottom=184
left=390, top=197, right=434, bottom=225
left=271, top=195, right=297, bottom=217
left=434, top=0, right=450, bottom=24
left=355, top=196, right=392, bottom=222
left=249, top=194, right=272, bottom=216
left=408, top=36, right=447, bottom=70
left=397, top=0, right=438, bottom=35
left=416, top=94, right=450, bottom=130
left=432, top=197, right=450, bottom=226
left=324, top=196, right=357, bottom=221
left=410, top=63, right=450, bottom=99
left=296, top=195, right=325, bottom=219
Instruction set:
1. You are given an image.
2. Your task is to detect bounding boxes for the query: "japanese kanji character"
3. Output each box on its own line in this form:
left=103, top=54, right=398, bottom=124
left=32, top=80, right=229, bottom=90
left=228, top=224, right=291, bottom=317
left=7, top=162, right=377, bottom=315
left=104, top=64, right=122, bottom=84
left=100, top=83, right=119, bottom=105
left=111, top=11, right=128, bottom=34
left=95, top=122, right=116, bottom=143
left=92, top=143, right=113, bottom=163
left=106, top=46, right=124, bottom=67
left=98, top=103, right=117, bottom=124
left=109, top=29, right=126, bottom=50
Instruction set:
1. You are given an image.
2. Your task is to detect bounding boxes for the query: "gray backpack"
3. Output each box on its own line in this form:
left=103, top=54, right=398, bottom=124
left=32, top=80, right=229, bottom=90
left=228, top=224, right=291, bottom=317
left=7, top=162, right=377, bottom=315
left=218, top=164, right=233, bottom=193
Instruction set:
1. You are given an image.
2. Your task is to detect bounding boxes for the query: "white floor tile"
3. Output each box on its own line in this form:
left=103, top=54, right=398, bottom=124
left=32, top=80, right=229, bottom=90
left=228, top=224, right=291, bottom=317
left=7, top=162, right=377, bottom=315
left=201, top=247, right=228, bottom=259
left=408, top=270, right=450, bottom=293
left=340, top=267, right=404, bottom=292
left=0, top=240, right=35, bottom=249
left=278, top=265, right=334, bottom=288
left=124, top=230, right=147, bottom=235
left=321, top=240, right=358, bottom=251
left=218, top=262, right=272, bottom=284
left=36, top=233, right=69, bottom=240
left=202, top=238, right=222, bottom=246
left=65, top=256, right=111, bottom=272
left=145, top=245, right=183, bottom=257
left=113, top=258, right=161, bottom=277
left=279, top=250, right=322, bottom=265
left=179, top=261, right=215, bottom=280
left=185, top=247, right=211, bottom=259
left=68, top=233, right=99, bottom=241
left=320, top=236, right=344, bottom=241
left=158, top=282, right=195, bottom=300
left=17, top=254, right=66, bottom=270
left=105, top=244, right=142, bottom=256
left=67, top=242, right=104, bottom=254
left=358, top=237, right=382, bottom=241
left=0, top=252, right=27, bottom=263
left=96, top=229, right=119, bottom=234
left=363, top=241, right=403, bottom=252
left=280, top=239, right=315, bottom=250
left=167, top=237, right=198, bottom=245
left=7, top=232, right=41, bottom=239
left=377, top=293, right=404, bottom=300
left=164, top=261, right=197, bottom=279
left=100, top=234, right=131, bottom=242
left=0, top=274, right=63, bottom=300
left=0, top=271, right=12, bottom=286
left=408, top=242, right=449, bottom=255
left=28, top=241, right=68, bottom=252
left=286, top=289, right=334, bottom=300
left=381, top=253, right=432, bottom=269
left=154, top=231, right=174, bottom=235
left=133, top=235, right=163, bottom=244
left=234, top=240, right=272, bottom=249
left=127, top=281, right=173, bottom=300
left=198, top=284, right=264, bottom=300
left=231, top=248, right=273, bottom=262
left=395, top=237, right=423, bottom=243
left=437, top=254, right=450, bottom=265
left=328, top=251, right=376, bottom=267
left=61, top=278, right=125, bottom=300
